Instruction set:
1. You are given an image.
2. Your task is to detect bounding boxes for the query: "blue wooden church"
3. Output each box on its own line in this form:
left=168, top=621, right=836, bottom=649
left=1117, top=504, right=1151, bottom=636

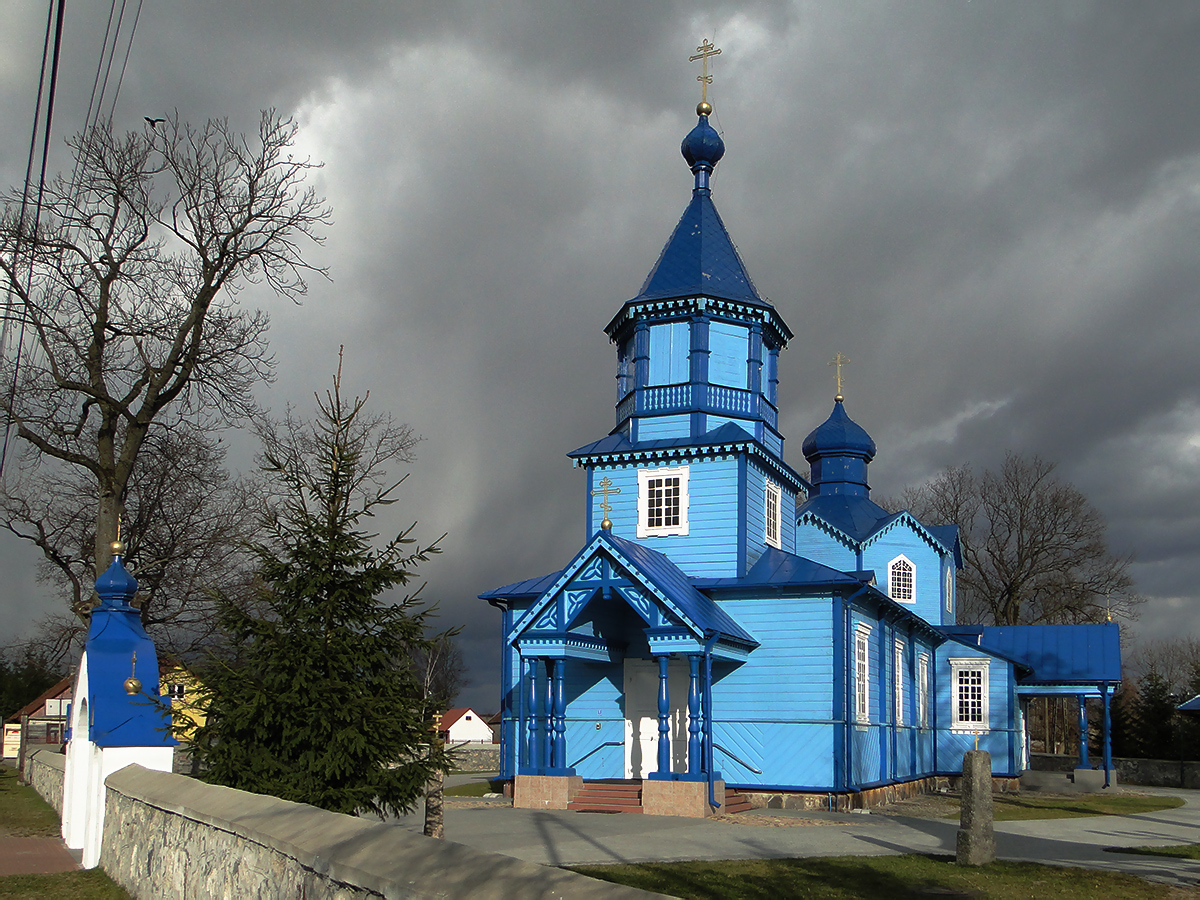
left=482, top=89, right=1121, bottom=815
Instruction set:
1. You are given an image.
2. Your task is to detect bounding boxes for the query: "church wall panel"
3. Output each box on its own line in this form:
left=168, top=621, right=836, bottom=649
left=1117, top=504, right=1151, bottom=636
left=794, top=527, right=855, bottom=571
left=713, top=722, right=835, bottom=788
left=712, top=596, right=834, bottom=720
left=862, top=529, right=943, bottom=622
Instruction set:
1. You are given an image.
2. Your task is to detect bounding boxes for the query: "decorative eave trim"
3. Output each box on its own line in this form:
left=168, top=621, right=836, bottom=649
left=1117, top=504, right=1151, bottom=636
left=796, top=510, right=859, bottom=551
left=605, top=294, right=793, bottom=347
left=863, top=511, right=955, bottom=557
left=848, top=583, right=948, bottom=645
left=573, top=440, right=808, bottom=494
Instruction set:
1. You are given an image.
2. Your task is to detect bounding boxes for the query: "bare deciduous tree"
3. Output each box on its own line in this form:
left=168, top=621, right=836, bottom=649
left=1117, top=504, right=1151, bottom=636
left=0, top=425, right=261, bottom=663
left=0, top=111, right=329, bottom=597
left=895, top=453, right=1142, bottom=626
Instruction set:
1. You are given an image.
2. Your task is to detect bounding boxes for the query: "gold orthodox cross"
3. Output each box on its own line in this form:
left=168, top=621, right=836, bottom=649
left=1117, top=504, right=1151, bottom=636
left=829, top=353, right=849, bottom=401
left=591, top=475, right=621, bottom=530
left=689, top=39, right=722, bottom=105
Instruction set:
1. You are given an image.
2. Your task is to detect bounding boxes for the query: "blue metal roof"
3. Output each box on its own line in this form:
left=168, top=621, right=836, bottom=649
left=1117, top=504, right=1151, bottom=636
left=796, top=494, right=893, bottom=543
left=602, top=532, right=756, bottom=644
left=968, top=623, right=1122, bottom=684
left=479, top=569, right=564, bottom=602
left=632, top=190, right=764, bottom=306
left=695, top=546, right=863, bottom=590
left=1179, top=695, right=1200, bottom=715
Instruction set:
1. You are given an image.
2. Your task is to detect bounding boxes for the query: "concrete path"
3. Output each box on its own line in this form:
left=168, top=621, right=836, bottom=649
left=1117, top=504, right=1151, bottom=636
left=384, top=780, right=1200, bottom=889
left=0, top=835, right=79, bottom=876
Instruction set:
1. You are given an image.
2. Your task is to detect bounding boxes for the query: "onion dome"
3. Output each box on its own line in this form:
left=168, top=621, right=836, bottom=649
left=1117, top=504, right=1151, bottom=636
left=94, top=556, right=139, bottom=609
left=681, top=113, right=725, bottom=171
left=802, top=400, right=876, bottom=498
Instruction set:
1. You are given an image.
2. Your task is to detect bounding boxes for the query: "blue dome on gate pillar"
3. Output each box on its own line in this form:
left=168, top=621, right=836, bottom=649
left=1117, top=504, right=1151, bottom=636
left=802, top=400, right=877, bottom=498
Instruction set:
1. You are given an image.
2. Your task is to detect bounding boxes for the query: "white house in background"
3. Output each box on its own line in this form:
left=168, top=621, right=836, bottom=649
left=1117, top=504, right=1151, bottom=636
left=440, top=708, right=495, bottom=744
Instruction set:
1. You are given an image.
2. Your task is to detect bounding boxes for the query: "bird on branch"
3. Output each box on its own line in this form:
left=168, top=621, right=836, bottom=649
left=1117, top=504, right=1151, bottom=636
left=144, top=117, right=165, bottom=128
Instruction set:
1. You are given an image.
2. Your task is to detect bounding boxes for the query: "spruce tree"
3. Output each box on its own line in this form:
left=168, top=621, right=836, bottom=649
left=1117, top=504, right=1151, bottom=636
left=190, top=356, right=446, bottom=816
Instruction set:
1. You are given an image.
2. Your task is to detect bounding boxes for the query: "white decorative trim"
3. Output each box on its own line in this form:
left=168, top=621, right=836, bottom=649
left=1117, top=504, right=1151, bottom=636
left=944, top=566, right=954, bottom=616
left=888, top=555, right=916, bottom=604
left=917, top=652, right=930, bottom=729
left=637, top=466, right=690, bottom=537
left=949, top=657, right=989, bottom=732
left=764, top=479, right=782, bottom=549
left=854, top=623, right=872, bottom=724
left=894, top=639, right=905, bottom=726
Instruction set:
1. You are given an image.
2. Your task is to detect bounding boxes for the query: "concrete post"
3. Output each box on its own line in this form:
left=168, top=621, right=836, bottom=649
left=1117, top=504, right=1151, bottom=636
left=956, top=749, right=995, bottom=866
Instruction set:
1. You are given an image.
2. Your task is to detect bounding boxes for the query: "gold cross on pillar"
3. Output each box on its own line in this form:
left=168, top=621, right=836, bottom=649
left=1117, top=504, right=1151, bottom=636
left=689, top=38, right=722, bottom=108
left=829, top=353, right=849, bottom=402
left=591, top=475, right=621, bottom=531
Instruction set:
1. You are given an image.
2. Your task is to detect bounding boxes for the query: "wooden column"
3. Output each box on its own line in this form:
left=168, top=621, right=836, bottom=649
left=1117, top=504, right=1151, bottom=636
left=527, top=658, right=541, bottom=772
left=541, top=659, right=553, bottom=774
left=656, top=655, right=672, bottom=777
left=552, top=659, right=567, bottom=770
left=687, top=655, right=702, bottom=776
left=1077, top=694, right=1089, bottom=769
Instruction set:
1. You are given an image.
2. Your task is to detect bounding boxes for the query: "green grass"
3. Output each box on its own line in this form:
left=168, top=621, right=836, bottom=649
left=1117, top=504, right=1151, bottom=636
left=1105, top=844, right=1200, bottom=861
left=571, top=855, right=1198, bottom=899
left=0, top=871, right=132, bottom=899
left=983, top=794, right=1184, bottom=821
left=0, top=767, right=61, bottom=837
left=444, top=780, right=501, bottom=797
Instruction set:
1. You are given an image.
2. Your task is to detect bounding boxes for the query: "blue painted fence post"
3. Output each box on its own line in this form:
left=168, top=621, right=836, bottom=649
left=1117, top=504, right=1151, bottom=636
left=1077, top=694, right=1089, bottom=769
left=552, top=658, right=566, bottom=770
left=687, top=655, right=701, bottom=776
left=657, top=655, right=671, bottom=777
left=1102, top=681, right=1112, bottom=788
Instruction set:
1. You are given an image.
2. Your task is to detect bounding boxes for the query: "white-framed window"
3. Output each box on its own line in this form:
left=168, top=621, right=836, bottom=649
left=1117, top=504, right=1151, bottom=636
left=949, top=658, right=989, bottom=732
left=637, top=466, right=689, bottom=537
left=894, top=639, right=905, bottom=726
left=764, top=479, right=782, bottom=549
left=917, top=653, right=930, bottom=729
left=944, top=566, right=954, bottom=616
left=889, top=555, right=915, bottom=604
left=854, top=624, right=872, bottom=724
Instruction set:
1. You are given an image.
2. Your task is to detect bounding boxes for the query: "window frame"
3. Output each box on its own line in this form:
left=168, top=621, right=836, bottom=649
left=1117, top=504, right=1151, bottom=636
left=888, top=555, right=916, bottom=604
left=636, top=466, right=690, bottom=538
left=949, top=658, right=990, bottom=732
left=917, top=652, right=930, bottom=729
left=944, top=566, right=954, bottom=616
left=764, top=479, right=782, bottom=549
left=894, top=639, right=906, bottom=726
left=854, top=624, right=872, bottom=724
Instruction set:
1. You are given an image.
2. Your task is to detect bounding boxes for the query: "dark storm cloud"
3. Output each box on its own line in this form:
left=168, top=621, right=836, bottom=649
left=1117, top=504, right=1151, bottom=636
left=4, top=2, right=1200, bottom=706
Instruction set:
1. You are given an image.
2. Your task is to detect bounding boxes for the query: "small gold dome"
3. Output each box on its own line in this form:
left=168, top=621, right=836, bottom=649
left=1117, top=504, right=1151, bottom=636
left=111, top=540, right=125, bottom=555
left=696, top=101, right=712, bottom=116
left=124, top=676, right=142, bottom=696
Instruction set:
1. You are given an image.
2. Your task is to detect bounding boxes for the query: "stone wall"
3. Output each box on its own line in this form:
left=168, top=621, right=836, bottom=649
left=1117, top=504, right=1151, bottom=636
left=741, top=774, right=1019, bottom=813
left=98, top=764, right=666, bottom=900
left=1030, top=752, right=1200, bottom=789
left=449, top=745, right=499, bottom=772
left=25, top=749, right=65, bottom=815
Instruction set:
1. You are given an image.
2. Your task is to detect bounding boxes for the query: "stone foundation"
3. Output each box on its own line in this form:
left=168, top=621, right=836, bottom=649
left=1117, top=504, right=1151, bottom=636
left=741, top=774, right=1020, bottom=813
left=513, top=774, right=583, bottom=809
left=641, top=779, right=723, bottom=817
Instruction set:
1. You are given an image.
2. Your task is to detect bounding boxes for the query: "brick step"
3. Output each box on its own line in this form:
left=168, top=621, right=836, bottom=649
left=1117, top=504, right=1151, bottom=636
left=569, top=780, right=644, bottom=813
left=568, top=803, right=644, bottom=814
left=722, top=791, right=755, bottom=814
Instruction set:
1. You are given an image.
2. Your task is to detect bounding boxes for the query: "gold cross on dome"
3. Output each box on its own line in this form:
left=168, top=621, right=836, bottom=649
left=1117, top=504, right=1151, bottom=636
left=829, top=353, right=849, bottom=401
left=591, top=475, right=622, bottom=530
left=689, top=39, right=722, bottom=104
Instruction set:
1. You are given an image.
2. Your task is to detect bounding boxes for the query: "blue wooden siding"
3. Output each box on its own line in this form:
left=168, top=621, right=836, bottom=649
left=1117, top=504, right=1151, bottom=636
left=706, top=596, right=835, bottom=787
left=636, top=414, right=690, bottom=441
left=933, top=642, right=1019, bottom=776
left=863, top=525, right=946, bottom=625
left=794, top=524, right=856, bottom=572
left=563, top=659, right=626, bottom=778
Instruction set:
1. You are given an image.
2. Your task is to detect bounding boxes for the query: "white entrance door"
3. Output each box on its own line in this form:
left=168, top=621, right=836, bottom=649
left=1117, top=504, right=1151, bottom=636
left=623, top=658, right=689, bottom=779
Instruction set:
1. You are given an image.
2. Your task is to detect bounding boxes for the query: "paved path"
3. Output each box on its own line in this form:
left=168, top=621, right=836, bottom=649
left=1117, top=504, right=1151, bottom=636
left=386, top=780, right=1200, bottom=889
left=0, top=834, right=79, bottom=876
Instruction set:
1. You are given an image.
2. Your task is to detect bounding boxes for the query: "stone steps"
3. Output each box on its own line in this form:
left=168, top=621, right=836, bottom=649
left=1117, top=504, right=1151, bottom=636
left=568, top=781, right=643, bottom=813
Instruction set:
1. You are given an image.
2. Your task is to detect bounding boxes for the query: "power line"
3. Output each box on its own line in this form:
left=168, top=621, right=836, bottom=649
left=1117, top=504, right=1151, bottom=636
left=0, top=0, right=67, bottom=480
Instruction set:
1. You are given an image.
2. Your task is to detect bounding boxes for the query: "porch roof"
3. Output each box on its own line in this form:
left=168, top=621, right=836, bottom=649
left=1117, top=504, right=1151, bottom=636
left=941, top=622, right=1121, bottom=685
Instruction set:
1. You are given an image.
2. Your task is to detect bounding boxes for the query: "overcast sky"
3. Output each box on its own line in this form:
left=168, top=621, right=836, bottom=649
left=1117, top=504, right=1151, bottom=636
left=3, top=1, right=1200, bottom=710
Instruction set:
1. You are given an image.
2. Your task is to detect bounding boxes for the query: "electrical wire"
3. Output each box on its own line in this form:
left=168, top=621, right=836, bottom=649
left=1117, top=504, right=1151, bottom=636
left=0, top=0, right=67, bottom=480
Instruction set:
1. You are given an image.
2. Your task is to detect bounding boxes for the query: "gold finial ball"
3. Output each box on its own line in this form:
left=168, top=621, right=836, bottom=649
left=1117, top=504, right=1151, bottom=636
left=111, top=540, right=125, bottom=555
left=835, top=393, right=844, bottom=403
left=697, top=101, right=712, bottom=116
left=124, top=676, right=142, bottom=695
left=601, top=517, right=613, bottom=531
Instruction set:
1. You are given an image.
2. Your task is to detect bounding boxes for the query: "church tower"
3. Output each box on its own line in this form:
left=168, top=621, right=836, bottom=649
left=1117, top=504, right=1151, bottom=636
left=569, top=89, right=806, bottom=578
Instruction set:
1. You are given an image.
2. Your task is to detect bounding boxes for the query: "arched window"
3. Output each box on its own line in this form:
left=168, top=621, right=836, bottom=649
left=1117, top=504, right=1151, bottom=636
left=889, top=556, right=915, bottom=603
